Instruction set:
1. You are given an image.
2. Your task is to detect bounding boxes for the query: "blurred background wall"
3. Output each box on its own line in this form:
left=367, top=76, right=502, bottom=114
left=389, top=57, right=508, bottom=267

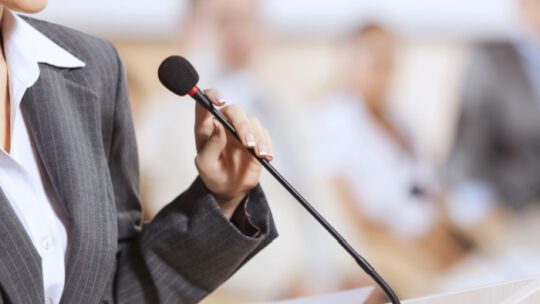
left=34, top=0, right=522, bottom=166
left=31, top=0, right=540, bottom=303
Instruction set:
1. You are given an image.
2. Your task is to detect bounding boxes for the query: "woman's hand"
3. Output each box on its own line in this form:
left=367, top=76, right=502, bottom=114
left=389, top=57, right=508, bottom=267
left=194, top=89, right=273, bottom=219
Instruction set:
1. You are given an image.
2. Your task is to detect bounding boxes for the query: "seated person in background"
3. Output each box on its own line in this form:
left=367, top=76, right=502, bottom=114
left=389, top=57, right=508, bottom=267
left=309, top=24, right=437, bottom=241
left=306, top=23, right=468, bottom=298
left=447, top=0, right=540, bottom=230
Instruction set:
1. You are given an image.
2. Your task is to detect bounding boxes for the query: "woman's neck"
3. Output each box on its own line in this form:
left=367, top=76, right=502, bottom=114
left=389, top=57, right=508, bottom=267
left=0, top=7, right=5, bottom=61
left=0, top=4, right=8, bottom=153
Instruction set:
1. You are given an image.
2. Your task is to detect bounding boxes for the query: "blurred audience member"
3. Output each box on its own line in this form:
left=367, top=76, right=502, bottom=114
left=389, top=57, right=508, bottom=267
left=182, top=0, right=301, bottom=177
left=308, top=24, right=438, bottom=240
left=203, top=0, right=301, bottom=177
left=179, top=0, right=221, bottom=77
left=447, top=0, right=540, bottom=229
left=305, top=24, right=468, bottom=297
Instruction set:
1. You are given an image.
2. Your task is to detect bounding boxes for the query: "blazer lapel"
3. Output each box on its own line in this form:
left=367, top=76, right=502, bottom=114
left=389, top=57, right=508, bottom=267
left=21, top=64, right=117, bottom=303
left=0, top=190, right=43, bottom=303
left=21, top=65, right=92, bottom=229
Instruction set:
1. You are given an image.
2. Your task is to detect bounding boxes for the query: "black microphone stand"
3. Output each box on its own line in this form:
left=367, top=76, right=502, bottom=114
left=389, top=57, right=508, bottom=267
left=192, top=89, right=401, bottom=304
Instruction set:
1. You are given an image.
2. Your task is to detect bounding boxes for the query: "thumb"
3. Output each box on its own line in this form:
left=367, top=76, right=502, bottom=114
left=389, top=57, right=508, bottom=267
left=197, top=118, right=227, bottom=164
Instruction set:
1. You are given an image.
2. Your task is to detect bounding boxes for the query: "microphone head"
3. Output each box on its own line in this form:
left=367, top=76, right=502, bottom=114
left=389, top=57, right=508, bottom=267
left=158, top=55, right=199, bottom=96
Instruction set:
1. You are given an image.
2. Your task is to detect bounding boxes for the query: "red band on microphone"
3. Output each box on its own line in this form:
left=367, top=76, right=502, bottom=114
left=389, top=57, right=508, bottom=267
left=188, top=86, right=199, bottom=96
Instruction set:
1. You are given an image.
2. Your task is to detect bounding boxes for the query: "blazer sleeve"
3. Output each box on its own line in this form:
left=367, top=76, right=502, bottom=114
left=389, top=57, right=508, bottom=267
left=103, top=47, right=278, bottom=304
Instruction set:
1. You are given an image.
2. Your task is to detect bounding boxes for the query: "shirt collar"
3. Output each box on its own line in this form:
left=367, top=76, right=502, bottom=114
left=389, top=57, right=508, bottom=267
left=2, top=10, right=85, bottom=91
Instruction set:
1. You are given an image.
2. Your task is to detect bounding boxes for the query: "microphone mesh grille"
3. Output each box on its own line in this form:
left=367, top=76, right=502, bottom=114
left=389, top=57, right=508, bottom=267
left=158, top=56, right=200, bottom=96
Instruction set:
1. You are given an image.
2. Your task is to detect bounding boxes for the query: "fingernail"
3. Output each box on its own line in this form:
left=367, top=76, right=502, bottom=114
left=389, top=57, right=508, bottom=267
left=245, top=134, right=256, bottom=147
left=216, top=94, right=227, bottom=105
left=258, top=144, right=268, bottom=156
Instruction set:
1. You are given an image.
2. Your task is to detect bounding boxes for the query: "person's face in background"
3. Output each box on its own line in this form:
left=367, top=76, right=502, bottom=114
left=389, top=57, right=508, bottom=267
left=0, top=0, right=47, bottom=13
left=520, top=0, right=540, bottom=37
left=348, top=25, right=397, bottom=109
left=185, top=0, right=221, bottom=40
left=213, top=0, right=261, bottom=70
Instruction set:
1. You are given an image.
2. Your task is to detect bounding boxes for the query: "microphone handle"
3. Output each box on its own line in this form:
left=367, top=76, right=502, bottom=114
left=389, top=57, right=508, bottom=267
left=192, top=89, right=401, bottom=304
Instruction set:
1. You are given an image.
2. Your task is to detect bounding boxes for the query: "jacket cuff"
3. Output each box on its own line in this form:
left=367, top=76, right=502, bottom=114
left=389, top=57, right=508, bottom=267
left=136, top=176, right=277, bottom=292
left=182, top=177, right=273, bottom=242
left=230, top=196, right=261, bottom=238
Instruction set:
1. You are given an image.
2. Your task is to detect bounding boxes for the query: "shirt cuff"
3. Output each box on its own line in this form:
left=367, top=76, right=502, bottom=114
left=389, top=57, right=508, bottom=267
left=447, top=180, right=498, bottom=228
left=229, top=194, right=261, bottom=238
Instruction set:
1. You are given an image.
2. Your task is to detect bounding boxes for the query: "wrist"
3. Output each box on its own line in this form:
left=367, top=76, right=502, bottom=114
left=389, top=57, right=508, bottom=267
left=215, top=192, right=247, bottom=219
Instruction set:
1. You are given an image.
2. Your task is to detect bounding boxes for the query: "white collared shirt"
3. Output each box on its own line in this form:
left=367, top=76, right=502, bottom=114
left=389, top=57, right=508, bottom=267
left=306, top=92, right=438, bottom=240
left=0, top=10, right=85, bottom=304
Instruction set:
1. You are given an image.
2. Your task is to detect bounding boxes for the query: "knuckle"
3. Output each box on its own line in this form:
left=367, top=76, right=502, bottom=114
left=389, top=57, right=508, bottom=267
left=194, top=155, right=202, bottom=169
left=195, top=154, right=213, bottom=171
left=248, top=116, right=261, bottom=128
left=237, top=120, right=251, bottom=133
left=203, top=88, right=220, bottom=101
left=262, top=128, right=272, bottom=145
left=194, top=123, right=213, bottom=138
left=203, top=88, right=217, bottom=95
left=223, top=104, right=239, bottom=113
left=262, top=127, right=269, bottom=136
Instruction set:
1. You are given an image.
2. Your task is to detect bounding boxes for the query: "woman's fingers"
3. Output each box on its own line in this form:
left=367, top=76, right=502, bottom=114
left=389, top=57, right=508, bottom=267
left=195, top=118, right=226, bottom=170
left=194, top=88, right=226, bottom=151
left=204, top=88, right=227, bottom=106
left=194, top=88, right=226, bottom=135
left=248, top=117, right=273, bottom=160
left=220, top=105, right=256, bottom=148
left=194, top=88, right=274, bottom=161
left=262, top=127, right=274, bottom=160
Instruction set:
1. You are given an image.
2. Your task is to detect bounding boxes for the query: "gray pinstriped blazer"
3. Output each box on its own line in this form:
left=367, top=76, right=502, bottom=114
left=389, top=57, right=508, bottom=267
left=0, top=16, right=277, bottom=303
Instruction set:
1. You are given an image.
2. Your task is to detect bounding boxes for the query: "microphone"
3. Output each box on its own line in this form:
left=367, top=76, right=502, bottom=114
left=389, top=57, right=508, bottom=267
left=158, top=55, right=401, bottom=304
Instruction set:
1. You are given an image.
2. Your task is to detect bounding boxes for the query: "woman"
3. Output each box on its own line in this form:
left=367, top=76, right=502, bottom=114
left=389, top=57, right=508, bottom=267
left=306, top=24, right=467, bottom=298
left=0, top=1, right=277, bottom=303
